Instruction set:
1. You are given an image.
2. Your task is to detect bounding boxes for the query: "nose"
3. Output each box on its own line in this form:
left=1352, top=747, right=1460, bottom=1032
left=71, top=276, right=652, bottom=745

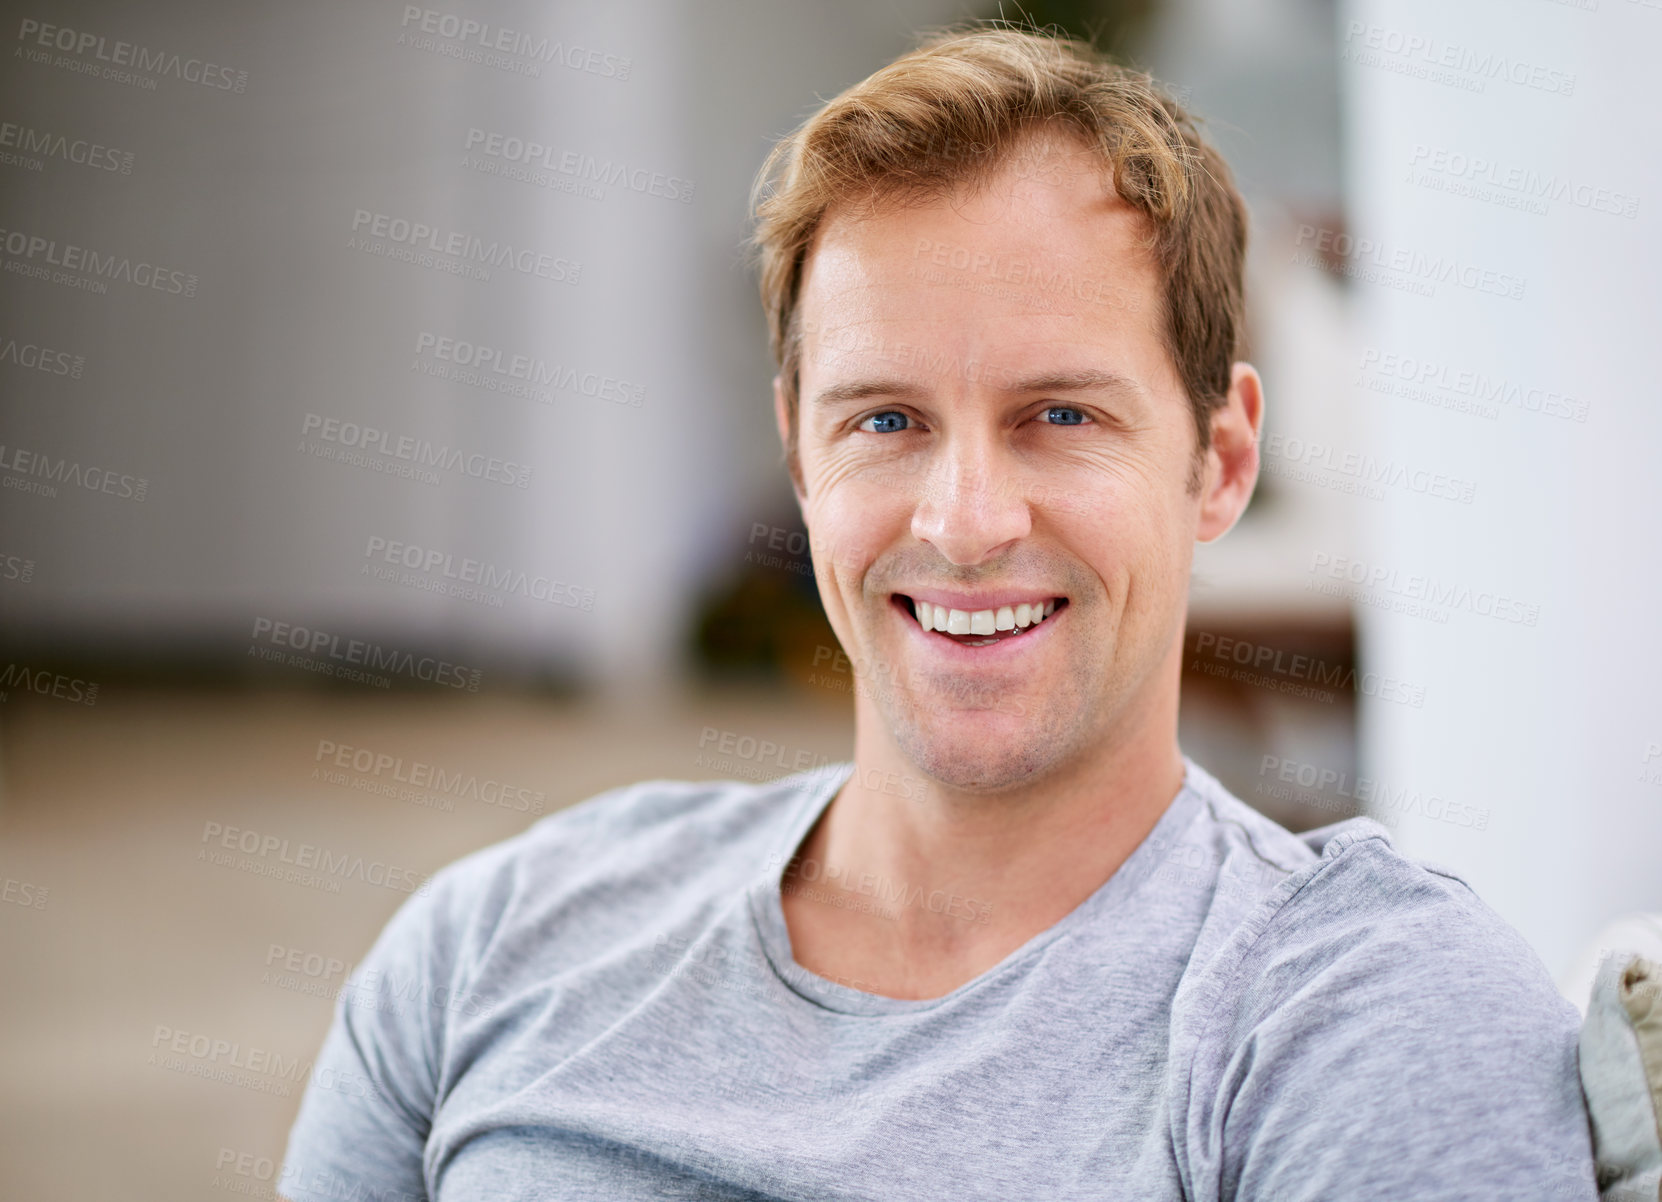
left=909, top=435, right=1032, bottom=566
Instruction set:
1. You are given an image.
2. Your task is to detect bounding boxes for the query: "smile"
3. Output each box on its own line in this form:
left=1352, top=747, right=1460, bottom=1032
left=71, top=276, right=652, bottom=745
left=895, top=595, right=1068, bottom=647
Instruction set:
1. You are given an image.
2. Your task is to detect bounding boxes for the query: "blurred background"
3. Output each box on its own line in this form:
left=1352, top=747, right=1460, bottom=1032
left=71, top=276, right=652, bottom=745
left=1, top=0, right=1657, bottom=1195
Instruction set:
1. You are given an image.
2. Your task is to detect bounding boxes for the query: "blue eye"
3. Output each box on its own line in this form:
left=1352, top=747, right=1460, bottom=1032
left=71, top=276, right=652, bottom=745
left=859, top=411, right=911, bottom=434
left=1042, top=406, right=1088, bottom=426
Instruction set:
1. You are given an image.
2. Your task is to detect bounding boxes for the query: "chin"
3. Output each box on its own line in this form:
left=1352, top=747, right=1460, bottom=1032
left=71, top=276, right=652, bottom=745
left=880, top=685, right=1075, bottom=794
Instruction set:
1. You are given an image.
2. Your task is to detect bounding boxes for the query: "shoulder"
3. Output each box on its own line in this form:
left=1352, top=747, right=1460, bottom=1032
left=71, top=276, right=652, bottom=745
left=447, top=766, right=824, bottom=869
left=1246, top=825, right=1555, bottom=1008
left=1173, top=758, right=1547, bottom=992
left=1168, top=768, right=1595, bottom=1198
left=1170, top=757, right=1582, bottom=1109
left=400, top=767, right=840, bottom=954
left=505, top=766, right=836, bottom=876
left=1174, top=762, right=1579, bottom=1085
left=1194, top=809, right=1571, bottom=1038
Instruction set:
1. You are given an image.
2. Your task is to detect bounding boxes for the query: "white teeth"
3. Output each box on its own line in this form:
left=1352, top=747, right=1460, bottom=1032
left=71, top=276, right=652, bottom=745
left=912, top=599, right=1061, bottom=636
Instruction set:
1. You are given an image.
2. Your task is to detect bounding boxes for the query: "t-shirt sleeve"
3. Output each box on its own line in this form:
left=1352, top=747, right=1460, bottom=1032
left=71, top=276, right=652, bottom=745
left=279, top=863, right=478, bottom=1202
left=1183, top=837, right=1600, bottom=1201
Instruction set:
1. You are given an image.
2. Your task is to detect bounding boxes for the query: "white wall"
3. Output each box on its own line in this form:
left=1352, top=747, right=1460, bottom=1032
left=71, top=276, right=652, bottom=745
left=1339, top=0, right=1662, bottom=978
left=0, top=0, right=968, bottom=689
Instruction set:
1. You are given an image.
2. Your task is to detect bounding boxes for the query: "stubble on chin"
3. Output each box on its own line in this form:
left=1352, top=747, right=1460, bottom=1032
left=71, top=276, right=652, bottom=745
left=867, top=666, right=1079, bottom=795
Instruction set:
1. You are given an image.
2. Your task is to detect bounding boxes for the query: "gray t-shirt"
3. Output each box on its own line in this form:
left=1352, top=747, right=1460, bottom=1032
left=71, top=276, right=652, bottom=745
left=280, top=757, right=1597, bottom=1200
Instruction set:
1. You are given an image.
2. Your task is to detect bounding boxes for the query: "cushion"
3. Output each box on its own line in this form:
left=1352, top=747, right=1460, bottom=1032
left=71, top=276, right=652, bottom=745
left=1581, top=951, right=1662, bottom=1201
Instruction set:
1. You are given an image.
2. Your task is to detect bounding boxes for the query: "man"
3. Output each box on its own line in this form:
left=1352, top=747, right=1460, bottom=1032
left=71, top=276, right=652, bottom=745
left=281, top=27, right=1597, bottom=1201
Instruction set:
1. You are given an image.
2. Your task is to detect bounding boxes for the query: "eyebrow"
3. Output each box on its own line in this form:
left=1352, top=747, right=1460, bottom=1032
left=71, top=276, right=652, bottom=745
left=808, top=368, right=1142, bottom=407
left=809, top=378, right=929, bottom=407
left=1003, top=368, right=1143, bottom=398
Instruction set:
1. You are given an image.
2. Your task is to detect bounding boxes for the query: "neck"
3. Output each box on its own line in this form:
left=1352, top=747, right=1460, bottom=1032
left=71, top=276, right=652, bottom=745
left=781, top=647, right=1187, bottom=996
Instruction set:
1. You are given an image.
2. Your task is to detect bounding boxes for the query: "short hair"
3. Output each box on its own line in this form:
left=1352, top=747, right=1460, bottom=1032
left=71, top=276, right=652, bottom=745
left=750, top=24, right=1248, bottom=490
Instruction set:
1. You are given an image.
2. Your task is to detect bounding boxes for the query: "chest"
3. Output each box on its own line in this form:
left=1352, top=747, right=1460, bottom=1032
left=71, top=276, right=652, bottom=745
left=425, top=924, right=1190, bottom=1200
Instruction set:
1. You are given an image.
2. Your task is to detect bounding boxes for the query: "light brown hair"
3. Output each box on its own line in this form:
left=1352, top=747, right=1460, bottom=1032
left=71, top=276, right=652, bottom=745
left=751, top=24, right=1248, bottom=493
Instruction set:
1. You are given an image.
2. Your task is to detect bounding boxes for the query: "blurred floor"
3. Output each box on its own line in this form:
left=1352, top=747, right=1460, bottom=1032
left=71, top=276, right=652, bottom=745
left=0, top=684, right=856, bottom=1201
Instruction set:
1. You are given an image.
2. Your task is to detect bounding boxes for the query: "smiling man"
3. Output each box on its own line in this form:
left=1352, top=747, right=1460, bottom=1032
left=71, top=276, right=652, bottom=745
left=280, top=27, right=1597, bottom=1202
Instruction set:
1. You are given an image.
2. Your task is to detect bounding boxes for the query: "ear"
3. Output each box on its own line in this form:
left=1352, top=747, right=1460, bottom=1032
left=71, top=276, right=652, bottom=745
left=773, top=374, right=807, bottom=505
left=1196, top=362, right=1264, bottom=543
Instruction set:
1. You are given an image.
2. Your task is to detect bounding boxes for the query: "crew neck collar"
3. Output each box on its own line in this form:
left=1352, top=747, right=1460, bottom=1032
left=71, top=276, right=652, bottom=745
left=746, top=758, right=1207, bottom=1017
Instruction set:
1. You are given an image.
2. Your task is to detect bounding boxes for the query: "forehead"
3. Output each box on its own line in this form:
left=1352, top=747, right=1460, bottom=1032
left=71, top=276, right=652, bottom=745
left=795, top=133, right=1167, bottom=388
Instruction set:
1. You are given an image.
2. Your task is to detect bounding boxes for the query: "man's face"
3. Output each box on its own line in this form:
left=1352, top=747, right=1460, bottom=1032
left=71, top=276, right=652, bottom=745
left=784, top=134, right=1240, bottom=794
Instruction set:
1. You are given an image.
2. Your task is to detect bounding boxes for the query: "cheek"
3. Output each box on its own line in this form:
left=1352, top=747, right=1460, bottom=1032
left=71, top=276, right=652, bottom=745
left=1062, top=482, right=1187, bottom=600
left=805, top=495, right=878, bottom=590
left=805, top=466, right=915, bottom=582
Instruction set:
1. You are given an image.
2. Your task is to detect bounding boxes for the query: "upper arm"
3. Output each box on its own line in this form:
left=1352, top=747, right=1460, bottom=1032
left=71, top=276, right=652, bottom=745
left=1189, top=852, right=1599, bottom=1200
left=279, top=875, right=463, bottom=1202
